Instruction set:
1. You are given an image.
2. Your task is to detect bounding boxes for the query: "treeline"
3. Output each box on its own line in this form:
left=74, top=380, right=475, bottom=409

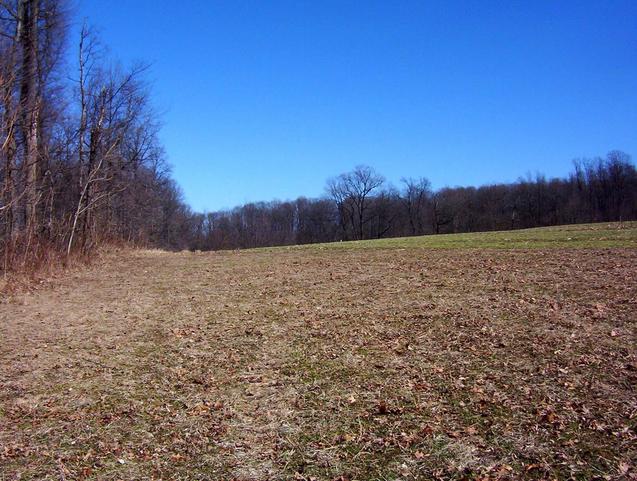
left=0, top=0, right=188, bottom=271
left=186, top=151, right=637, bottom=250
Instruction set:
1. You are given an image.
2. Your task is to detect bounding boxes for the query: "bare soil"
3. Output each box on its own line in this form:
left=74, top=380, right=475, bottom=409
left=1, top=246, right=636, bottom=480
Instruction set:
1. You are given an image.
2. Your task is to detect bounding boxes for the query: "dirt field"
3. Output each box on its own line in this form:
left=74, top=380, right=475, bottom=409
left=1, top=225, right=636, bottom=480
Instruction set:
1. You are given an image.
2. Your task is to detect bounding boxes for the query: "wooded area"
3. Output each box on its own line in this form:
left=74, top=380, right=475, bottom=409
left=189, top=154, right=637, bottom=251
left=1, top=0, right=636, bottom=270
left=0, top=0, right=190, bottom=273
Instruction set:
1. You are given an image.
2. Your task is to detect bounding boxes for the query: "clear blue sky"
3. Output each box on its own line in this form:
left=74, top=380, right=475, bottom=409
left=74, top=0, right=637, bottom=212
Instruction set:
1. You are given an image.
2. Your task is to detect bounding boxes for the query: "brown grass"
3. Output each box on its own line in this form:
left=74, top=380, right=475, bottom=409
left=1, top=241, right=636, bottom=479
left=0, top=237, right=134, bottom=297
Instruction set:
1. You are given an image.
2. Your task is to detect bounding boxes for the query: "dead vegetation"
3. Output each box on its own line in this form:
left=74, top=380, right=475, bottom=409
left=1, top=242, right=636, bottom=480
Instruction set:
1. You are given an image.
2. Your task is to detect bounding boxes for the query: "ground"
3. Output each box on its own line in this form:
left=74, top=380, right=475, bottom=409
left=1, top=223, right=636, bottom=480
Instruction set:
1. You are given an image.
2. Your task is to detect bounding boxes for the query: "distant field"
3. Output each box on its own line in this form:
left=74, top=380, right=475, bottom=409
left=1, top=223, right=635, bottom=480
left=262, top=221, right=637, bottom=251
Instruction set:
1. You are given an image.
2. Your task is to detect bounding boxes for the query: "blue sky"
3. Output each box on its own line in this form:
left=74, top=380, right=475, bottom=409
left=74, top=0, right=637, bottom=212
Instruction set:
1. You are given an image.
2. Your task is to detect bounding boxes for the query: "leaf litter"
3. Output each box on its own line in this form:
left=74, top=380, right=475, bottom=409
left=0, top=246, right=635, bottom=480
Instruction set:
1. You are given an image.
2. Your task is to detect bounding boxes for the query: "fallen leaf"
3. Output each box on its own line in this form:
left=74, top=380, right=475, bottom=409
left=618, top=461, right=630, bottom=475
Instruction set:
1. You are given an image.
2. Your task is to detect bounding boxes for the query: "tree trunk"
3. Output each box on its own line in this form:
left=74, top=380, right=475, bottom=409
left=19, top=0, right=40, bottom=234
left=2, top=67, right=17, bottom=240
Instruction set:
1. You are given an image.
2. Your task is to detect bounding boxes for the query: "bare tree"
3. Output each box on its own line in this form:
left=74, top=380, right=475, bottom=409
left=0, top=2, right=19, bottom=245
left=430, top=190, right=453, bottom=234
left=18, top=0, right=40, bottom=234
left=0, top=1, right=193, bottom=272
left=401, top=176, right=431, bottom=235
left=67, top=58, right=151, bottom=254
left=327, top=165, right=385, bottom=240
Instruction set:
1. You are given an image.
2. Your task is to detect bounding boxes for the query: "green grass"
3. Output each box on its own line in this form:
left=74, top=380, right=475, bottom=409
left=258, top=222, right=637, bottom=251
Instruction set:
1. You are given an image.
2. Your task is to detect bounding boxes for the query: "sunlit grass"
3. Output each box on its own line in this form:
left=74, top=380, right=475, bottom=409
left=256, top=221, right=637, bottom=251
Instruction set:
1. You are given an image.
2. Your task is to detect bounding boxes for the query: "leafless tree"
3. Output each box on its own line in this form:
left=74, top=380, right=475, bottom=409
left=327, top=165, right=385, bottom=240
left=401, top=177, right=432, bottom=235
left=0, top=1, right=191, bottom=273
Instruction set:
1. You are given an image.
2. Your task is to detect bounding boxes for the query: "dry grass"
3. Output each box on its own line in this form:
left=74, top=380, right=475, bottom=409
left=1, top=224, right=636, bottom=480
left=0, top=241, right=133, bottom=297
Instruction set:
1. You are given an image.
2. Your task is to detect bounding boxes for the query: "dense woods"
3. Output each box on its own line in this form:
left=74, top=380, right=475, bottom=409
left=1, top=1, right=635, bottom=271
left=189, top=153, right=637, bottom=250
left=0, top=0, right=189, bottom=272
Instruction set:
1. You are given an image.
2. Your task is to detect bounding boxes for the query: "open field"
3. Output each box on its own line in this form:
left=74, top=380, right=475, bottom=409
left=1, top=223, right=636, bottom=480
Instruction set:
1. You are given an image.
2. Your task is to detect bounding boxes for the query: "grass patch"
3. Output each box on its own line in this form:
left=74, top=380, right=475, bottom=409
left=255, top=221, right=637, bottom=251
